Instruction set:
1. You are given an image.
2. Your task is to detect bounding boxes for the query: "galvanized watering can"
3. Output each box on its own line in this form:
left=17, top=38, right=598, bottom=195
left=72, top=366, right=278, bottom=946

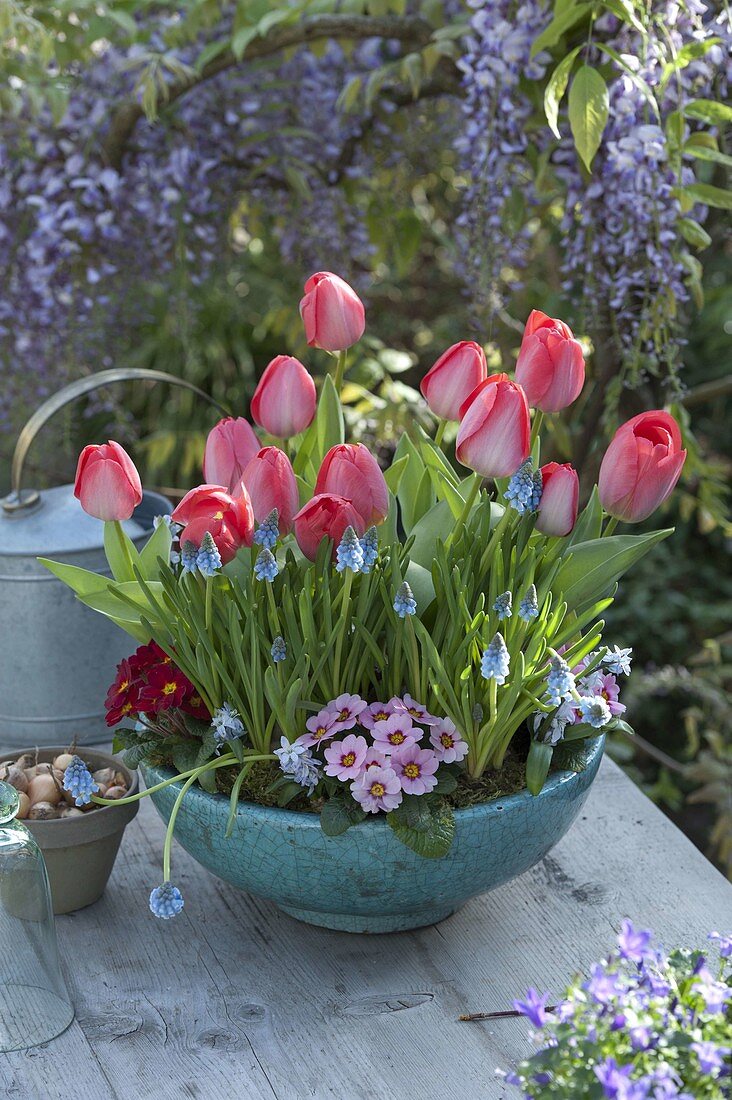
left=0, top=369, right=226, bottom=751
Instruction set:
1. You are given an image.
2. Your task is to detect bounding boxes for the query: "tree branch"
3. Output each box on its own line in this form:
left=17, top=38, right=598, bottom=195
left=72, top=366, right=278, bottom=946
left=102, top=14, right=435, bottom=169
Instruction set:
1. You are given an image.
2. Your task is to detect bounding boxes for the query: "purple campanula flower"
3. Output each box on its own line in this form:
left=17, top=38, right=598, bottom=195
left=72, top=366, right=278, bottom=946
left=513, top=988, right=550, bottom=1029
left=617, top=919, right=653, bottom=964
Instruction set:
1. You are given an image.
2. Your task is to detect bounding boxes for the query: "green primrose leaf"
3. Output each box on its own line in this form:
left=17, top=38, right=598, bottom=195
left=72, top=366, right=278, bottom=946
left=387, top=797, right=455, bottom=858
left=320, top=795, right=367, bottom=836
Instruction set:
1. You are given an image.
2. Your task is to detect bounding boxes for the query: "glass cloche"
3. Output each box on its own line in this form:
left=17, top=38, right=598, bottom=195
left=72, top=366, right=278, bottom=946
left=0, top=780, right=74, bottom=1051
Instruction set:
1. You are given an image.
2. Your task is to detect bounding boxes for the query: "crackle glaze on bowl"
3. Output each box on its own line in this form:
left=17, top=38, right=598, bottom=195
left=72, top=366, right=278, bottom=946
left=143, top=735, right=604, bottom=933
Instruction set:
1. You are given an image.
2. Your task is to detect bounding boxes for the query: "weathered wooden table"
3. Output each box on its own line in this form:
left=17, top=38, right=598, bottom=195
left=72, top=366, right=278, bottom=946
left=3, top=757, right=730, bottom=1099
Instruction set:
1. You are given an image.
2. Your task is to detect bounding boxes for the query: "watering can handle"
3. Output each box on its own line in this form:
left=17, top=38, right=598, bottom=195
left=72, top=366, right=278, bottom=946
left=2, top=368, right=230, bottom=514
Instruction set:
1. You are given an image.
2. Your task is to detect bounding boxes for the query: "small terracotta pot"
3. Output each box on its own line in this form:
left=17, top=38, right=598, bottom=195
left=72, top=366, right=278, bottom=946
left=9, top=746, right=138, bottom=914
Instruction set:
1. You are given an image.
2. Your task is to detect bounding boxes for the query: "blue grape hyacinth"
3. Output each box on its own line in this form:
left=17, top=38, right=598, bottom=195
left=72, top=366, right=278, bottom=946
left=546, top=655, right=576, bottom=706
left=271, top=636, right=287, bottom=663
left=360, top=527, right=379, bottom=573
left=253, top=509, right=279, bottom=550
left=393, top=581, right=417, bottom=618
left=518, top=584, right=539, bottom=621
left=481, top=633, right=510, bottom=685
left=505, top=460, right=542, bottom=515
left=196, top=531, right=222, bottom=577
left=180, top=540, right=199, bottom=574
left=254, top=548, right=279, bottom=582
left=336, top=526, right=364, bottom=573
left=493, top=591, right=513, bottom=620
left=62, top=756, right=100, bottom=807
left=149, top=882, right=184, bottom=919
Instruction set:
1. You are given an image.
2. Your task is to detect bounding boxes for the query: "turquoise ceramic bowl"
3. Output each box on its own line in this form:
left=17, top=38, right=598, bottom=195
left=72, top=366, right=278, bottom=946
left=143, top=735, right=604, bottom=933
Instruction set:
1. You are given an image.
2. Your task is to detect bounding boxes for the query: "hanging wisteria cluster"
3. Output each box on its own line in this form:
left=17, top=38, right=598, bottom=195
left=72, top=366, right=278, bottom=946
left=0, top=29, right=387, bottom=432
left=457, top=0, right=732, bottom=384
left=557, top=2, right=732, bottom=389
left=455, top=0, right=551, bottom=314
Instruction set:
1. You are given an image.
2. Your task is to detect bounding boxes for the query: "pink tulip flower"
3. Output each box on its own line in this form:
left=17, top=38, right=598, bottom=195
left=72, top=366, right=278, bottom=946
left=74, top=441, right=143, bottom=522
left=536, top=462, right=580, bottom=537
left=293, top=493, right=365, bottom=561
left=456, top=373, right=531, bottom=478
left=515, top=310, right=585, bottom=413
left=598, top=410, right=686, bottom=523
left=243, top=446, right=299, bottom=533
left=299, top=271, right=365, bottom=352
left=250, top=355, right=316, bottom=439
left=314, top=443, right=389, bottom=527
left=171, top=484, right=254, bottom=564
left=203, top=417, right=260, bottom=495
left=420, top=341, right=488, bottom=422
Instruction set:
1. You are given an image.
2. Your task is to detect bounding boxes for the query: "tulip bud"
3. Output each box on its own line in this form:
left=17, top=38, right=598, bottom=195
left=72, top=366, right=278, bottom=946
left=598, top=411, right=686, bottom=523
left=514, top=310, right=585, bottom=413
left=314, top=443, right=389, bottom=527
left=535, top=462, right=579, bottom=537
left=293, top=493, right=366, bottom=561
left=299, top=271, right=365, bottom=352
left=250, top=355, right=317, bottom=439
left=74, top=441, right=143, bottom=522
left=420, top=341, right=488, bottom=422
left=171, top=484, right=254, bottom=565
left=243, top=447, right=299, bottom=534
left=203, top=417, right=260, bottom=495
left=456, top=374, right=531, bottom=479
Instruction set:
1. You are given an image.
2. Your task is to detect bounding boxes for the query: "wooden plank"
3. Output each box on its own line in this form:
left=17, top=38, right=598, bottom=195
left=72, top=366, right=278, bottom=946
left=2, top=757, right=730, bottom=1100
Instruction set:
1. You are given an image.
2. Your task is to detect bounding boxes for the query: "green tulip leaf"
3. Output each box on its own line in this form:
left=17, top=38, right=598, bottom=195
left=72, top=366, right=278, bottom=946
left=556, top=530, right=673, bottom=608
left=526, top=741, right=553, bottom=795
left=138, top=519, right=173, bottom=579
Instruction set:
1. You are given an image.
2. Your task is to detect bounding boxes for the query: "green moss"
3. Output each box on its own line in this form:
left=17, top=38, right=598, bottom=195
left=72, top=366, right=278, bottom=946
left=214, top=743, right=533, bottom=813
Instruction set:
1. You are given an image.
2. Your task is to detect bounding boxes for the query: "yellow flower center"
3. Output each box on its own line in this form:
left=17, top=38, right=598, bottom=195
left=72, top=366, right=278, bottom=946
left=370, top=782, right=385, bottom=797
left=162, top=681, right=178, bottom=696
left=404, top=763, right=420, bottom=779
left=121, top=702, right=133, bottom=715
left=389, top=732, right=405, bottom=745
left=314, top=726, right=328, bottom=739
left=440, top=733, right=453, bottom=748
left=119, top=679, right=130, bottom=692
left=338, top=708, right=349, bottom=721
left=408, top=707, right=421, bottom=718
left=342, top=753, right=356, bottom=767
left=214, top=510, right=224, bottom=520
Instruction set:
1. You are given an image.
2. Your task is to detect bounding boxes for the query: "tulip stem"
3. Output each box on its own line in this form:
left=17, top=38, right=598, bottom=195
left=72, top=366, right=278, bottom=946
left=333, top=350, right=348, bottom=395
left=435, top=419, right=447, bottom=448
left=603, top=516, right=619, bottom=537
left=110, top=520, right=137, bottom=582
left=451, top=474, right=481, bottom=544
left=530, top=410, right=544, bottom=454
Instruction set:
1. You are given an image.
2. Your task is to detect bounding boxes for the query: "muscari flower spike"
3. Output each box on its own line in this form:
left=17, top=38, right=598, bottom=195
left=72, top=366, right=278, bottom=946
left=149, top=881, right=184, bottom=919
left=254, top=547, right=279, bottom=582
left=271, top=635, right=287, bottom=663
left=62, top=756, right=100, bottom=807
left=546, top=654, right=576, bottom=706
left=504, top=459, right=541, bottom=515
left=518, top=584, right=539, bottom=621
left=253, top=508, right=280, bottom=550
left=359, top=526, right=379, bottom=573
left=211, top=702, right=245, bottom=745
left=180, top=539, right=199, bottom=574
left=481, top=632, right=510, bottom=685
left=196, top=531, right=222, bottom=577
left=336, top=525, right=364, bottom=573
left=493, top=590, right=513, bottom=621
left=393, top=581, right=417, bottom=618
